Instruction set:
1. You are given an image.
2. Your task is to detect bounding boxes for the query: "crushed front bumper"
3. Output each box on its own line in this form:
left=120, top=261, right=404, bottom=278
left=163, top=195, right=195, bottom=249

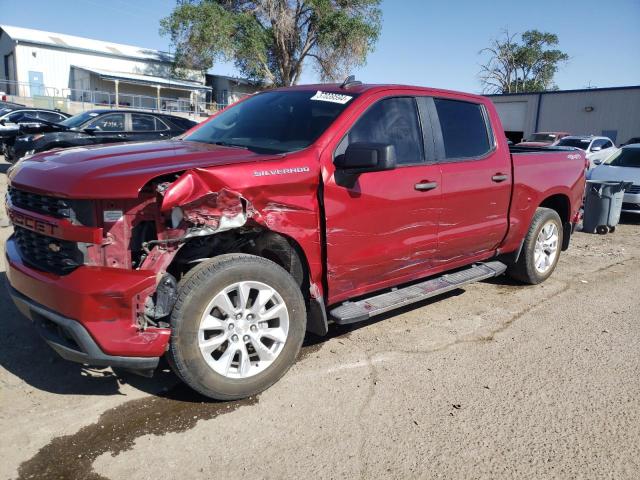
left=9, top=287, right=160, bottom=371
left=5, top=236, right=170, bottom=368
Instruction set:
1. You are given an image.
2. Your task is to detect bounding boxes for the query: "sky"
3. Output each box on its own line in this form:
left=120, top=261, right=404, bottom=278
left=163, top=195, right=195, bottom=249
left=1, top=0, right=638, bottom=93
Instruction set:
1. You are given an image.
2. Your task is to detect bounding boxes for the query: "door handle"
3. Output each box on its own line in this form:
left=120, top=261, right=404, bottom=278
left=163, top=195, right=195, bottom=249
left=414, top=181, right=438, bottom=191
left=492, top=174, right=508, bottom=182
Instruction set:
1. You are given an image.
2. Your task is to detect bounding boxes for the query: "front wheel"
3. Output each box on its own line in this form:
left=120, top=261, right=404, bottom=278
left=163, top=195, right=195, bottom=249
left=168, top=254, right=306, bottom=400
left=507, top=207, right=563, bottom=285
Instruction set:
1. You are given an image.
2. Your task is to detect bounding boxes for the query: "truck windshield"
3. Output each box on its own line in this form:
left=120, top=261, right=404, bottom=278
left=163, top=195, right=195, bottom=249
left=184, top=90, right=356, bottom=153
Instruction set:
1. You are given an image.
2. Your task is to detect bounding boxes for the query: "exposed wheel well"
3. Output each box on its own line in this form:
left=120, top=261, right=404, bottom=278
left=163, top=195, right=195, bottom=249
left=170, top=228, right=309, bottom=288
left=539, top=194, right=571, bottom=250
left=167, top=228, right=329, bottom=336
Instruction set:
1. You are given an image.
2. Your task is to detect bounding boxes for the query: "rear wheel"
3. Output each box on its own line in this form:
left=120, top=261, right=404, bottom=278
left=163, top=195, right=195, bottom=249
left=507, top=208, right=563, bottom=284
left=168, top=254, right=306, bottom=400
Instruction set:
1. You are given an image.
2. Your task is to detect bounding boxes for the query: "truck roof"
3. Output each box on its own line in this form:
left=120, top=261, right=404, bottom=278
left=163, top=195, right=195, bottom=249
left=271, top=83, right=488, bottom=103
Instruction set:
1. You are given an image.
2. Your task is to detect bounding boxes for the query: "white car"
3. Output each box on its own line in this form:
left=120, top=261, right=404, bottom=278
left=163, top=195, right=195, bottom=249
left=556, top=135, right=617, bottom=169
left=588, top=144, right=640, bottom=214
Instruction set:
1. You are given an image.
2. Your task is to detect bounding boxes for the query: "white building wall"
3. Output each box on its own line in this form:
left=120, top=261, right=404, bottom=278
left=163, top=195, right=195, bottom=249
left=12, top=43, right=204, bottom=97
left=536, top=89, right=640, bottom=145
left=14, top=44, right=172, bottom=94
left=489, top=88, right=640, bottom=145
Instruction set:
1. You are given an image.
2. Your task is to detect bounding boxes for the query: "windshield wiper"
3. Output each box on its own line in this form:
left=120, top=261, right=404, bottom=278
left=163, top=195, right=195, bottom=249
left=213, top=141, right=248, bottom=149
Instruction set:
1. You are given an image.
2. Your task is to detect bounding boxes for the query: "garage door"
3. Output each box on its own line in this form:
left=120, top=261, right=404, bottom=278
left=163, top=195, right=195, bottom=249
left=493, top=101, right=527, bottom=132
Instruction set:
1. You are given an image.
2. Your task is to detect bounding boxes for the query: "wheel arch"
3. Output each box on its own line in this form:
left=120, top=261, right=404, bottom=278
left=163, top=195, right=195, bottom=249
left=538, top=193, right=571, bottom=250
left=169, top=228, right=328, bottom=336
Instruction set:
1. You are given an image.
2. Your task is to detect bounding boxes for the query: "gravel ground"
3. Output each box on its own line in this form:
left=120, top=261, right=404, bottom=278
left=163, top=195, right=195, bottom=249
left=1, top=154, right=639, bottom=479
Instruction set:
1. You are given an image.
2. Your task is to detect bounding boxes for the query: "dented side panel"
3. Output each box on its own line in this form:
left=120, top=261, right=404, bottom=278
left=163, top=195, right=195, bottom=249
left=158, top=153, right=325, bottom=298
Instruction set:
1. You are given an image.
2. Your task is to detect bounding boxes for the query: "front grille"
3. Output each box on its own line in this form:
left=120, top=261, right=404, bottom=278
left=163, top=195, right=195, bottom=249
left=7, top=187, right=95, bottom=225
left=7, top=186, right=72, bottom=218
left=627, top=184, right=640, bottom=194
left=13, top=226, right=85, bottom=275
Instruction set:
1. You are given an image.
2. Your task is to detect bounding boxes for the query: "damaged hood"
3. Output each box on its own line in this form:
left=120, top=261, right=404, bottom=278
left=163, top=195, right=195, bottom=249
left=8, top=140, right=282, bottom=198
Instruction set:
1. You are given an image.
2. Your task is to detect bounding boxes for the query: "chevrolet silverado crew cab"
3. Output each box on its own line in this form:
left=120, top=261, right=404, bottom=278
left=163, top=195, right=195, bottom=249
left=5, top=81, right=586, bottom=400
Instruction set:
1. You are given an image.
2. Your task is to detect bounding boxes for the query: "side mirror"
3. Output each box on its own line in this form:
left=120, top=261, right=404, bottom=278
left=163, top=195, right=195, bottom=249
left=0, top=119, right=5, bottom=126
left=334, top=142, right=397, bottom=174
left=590, top=146, right=602, bottom=152
left=83, top=127, right=97, bottom=134
left=593, top=159, right=603, bottom=165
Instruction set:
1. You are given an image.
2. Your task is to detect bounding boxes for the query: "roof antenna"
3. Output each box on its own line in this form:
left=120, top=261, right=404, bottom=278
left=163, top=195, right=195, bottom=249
left=340, top=75, right=362, bottom=89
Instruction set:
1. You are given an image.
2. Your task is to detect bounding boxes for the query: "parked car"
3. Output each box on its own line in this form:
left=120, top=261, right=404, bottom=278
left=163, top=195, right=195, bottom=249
left=588, top=144, right=640, bottom=214
left=6, top=109, right=197, bottom=162
left=620, top=137, right=640, bottom=147
left=555, top=135, right=617, bottom=169
left=5, top=83, right=586, bottom=400
left=517, top=131, right=570, bottom=147
left=0, top=100, right=26, bottom=111
left=0, top=108, right=71, bottom=157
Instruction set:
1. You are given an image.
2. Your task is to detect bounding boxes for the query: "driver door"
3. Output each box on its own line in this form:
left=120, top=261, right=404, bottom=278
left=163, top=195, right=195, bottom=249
left=323, top=95, right=442, bottom=304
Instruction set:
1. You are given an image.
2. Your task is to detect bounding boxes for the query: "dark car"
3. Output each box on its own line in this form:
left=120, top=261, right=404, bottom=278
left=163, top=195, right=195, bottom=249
left=620, top=137, right=640, bottom=147
left=0, top=108, right=71, bottom=157
left=7, top=110, right=198, bottom=162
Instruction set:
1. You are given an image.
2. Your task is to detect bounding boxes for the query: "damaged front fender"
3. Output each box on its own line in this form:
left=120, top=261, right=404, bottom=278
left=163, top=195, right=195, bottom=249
left=159, top=170, right=253, bottom=235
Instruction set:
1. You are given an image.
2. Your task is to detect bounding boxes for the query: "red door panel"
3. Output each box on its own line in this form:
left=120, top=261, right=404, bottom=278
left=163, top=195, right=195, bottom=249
left=324, top=165, right=442, bottom=303
left=432, top=97, right=512, bottom=264
left=437, top=156, right=511, bottom=263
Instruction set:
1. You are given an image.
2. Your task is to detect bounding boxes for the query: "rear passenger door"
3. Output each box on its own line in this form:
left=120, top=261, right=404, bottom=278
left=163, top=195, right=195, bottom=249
left=431, top=97, right=511, bottom=264
left=130, top=113, right=171, bottom=142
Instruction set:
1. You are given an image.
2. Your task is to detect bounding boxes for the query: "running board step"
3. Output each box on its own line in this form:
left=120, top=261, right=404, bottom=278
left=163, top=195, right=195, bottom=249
left=329, top=261, right=507, bottom=325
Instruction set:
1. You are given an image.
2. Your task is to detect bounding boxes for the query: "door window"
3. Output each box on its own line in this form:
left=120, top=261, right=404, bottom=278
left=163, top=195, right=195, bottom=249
left=434, top=99, right=492, bottom=159
left=601, top=140, right=613, bottom=149
left=5, top=111, right=28, bottom=123
left=338, top=97, right=424, bottom=165
left=131, top=113, right=157, bottom=131
left=590, top=139, right=607, bottom=150
left=36, top=111, right=67, bottom=122
left=87, top=113, right=125, bottom=131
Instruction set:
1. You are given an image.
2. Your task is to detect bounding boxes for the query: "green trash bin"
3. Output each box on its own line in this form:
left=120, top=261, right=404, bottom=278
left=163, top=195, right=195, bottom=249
left=582, top=180, right=632, bottom=234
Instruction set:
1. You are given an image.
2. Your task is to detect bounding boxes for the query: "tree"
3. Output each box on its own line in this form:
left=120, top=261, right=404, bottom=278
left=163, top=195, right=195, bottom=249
left=478, top=29, right=569, bottom=94
left=161, top=0, right=382, bottom=86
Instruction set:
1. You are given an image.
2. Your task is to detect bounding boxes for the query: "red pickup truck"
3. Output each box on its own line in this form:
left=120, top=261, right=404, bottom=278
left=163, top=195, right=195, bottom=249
left=4, top=82, right=585, bottom=400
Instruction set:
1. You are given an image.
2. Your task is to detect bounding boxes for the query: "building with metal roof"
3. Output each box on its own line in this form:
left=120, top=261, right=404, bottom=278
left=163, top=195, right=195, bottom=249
left=0, top=24, right=210, bottom=112
left=487, top=85, right=640, bottom=146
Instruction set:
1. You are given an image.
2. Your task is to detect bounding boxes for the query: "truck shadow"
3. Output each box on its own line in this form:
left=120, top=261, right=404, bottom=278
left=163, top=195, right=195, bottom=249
left=0, top=272, right=180, bottom=397
left=0, top=268, right=471, bottom=399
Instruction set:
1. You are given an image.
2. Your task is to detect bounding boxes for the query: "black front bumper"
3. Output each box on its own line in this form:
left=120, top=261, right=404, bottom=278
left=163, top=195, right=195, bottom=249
left=9, top=286, right=159, bottom=372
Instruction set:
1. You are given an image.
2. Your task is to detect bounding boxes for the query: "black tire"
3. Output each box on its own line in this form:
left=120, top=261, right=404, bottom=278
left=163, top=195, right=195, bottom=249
left=507, top=207, right=563, bottom=285
left=168, top=253, right=306, bottom=400
left=596, top=225, right=609, bottom=235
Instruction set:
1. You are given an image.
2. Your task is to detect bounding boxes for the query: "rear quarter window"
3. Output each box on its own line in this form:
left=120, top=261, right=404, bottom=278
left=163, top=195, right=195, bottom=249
left=435, top=99, right=492, bottom=159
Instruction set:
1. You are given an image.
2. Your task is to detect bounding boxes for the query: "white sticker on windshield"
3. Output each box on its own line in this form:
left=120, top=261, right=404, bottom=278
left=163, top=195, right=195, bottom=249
left=310, top=91, right=353, bottom=104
